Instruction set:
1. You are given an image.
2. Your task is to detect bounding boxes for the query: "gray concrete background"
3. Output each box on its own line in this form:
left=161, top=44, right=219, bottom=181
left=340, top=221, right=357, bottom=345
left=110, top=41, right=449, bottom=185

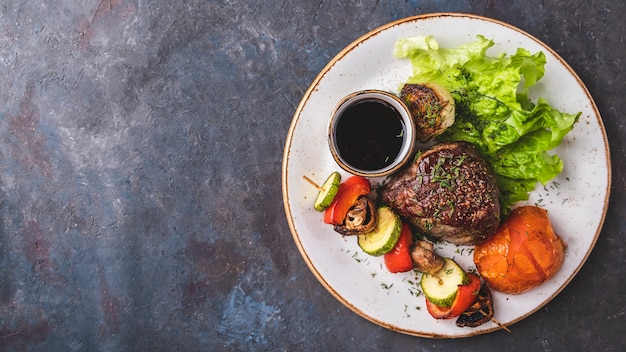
left=0, top=1, right=623, bottom=351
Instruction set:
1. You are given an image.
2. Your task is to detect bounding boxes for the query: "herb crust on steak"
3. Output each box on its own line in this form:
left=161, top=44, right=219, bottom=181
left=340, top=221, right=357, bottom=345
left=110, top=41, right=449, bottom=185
left=381, top=141, right=500, bottom=245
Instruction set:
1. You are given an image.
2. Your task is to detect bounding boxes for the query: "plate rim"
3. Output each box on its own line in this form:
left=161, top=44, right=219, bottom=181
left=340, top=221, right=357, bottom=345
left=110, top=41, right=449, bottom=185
left=281, top=12, right=612, bottom=338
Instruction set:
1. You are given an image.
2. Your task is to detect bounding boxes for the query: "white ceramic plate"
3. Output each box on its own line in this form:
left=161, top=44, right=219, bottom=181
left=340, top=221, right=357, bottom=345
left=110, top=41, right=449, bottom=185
left=282, top=13, right=610, bottom=338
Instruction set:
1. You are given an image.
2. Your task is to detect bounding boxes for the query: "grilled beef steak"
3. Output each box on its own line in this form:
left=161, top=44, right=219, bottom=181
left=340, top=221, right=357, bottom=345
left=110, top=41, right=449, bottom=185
left=381, top=141, right=500, bottom=245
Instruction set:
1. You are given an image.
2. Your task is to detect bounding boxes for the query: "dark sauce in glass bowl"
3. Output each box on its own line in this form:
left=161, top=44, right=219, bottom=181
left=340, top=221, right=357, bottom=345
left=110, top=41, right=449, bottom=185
left=335, top=99, right=405, bottom=171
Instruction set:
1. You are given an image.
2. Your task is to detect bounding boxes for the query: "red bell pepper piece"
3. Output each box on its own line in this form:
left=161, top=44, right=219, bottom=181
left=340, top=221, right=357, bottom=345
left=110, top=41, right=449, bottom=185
left=323, top=176, right=371, bottom=225
left=425, top=273, right=481, bottom=319
left=384, top=222, right=413, bottom=273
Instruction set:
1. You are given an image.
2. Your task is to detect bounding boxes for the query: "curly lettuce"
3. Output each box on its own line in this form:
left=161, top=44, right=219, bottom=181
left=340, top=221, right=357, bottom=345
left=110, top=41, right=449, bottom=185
left=394, top=35, right=580, bottom=212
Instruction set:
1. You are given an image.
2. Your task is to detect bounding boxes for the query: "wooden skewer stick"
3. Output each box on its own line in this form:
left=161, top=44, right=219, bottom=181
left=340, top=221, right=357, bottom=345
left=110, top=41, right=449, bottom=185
left=302, top=175, right=323, bottom=191
left=481, top=310, right=511, bottom=333
left=432, top=274, right=444, bottom=285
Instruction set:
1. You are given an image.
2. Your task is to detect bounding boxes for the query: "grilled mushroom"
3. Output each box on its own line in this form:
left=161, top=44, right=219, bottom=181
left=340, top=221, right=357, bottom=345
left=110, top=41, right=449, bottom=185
left=400, top=83, right=455, bottom=142
left=456, top=283, right=495, bottom=328
left=333, top=195, right=378, bottom=236
left=410, top=240, right=445, bottom=274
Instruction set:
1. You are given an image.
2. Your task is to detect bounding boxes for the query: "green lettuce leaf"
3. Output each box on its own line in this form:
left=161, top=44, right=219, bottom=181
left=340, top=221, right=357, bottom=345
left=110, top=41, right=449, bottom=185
left=394, top=35, right=580, bottom=212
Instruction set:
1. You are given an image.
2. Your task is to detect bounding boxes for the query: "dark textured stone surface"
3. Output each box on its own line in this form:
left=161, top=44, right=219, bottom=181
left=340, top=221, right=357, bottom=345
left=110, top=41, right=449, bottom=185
left=0, top=1, right=623, bottom=351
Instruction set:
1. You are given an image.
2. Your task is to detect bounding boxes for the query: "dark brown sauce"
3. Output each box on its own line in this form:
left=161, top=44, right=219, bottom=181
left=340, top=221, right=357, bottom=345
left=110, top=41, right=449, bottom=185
left=335, top=99, right=405, bottom=171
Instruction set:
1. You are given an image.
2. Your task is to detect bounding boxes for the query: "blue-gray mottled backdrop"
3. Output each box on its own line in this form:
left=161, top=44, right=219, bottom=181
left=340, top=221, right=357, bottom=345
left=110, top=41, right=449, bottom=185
left=0, top=1, right=624, bottom=351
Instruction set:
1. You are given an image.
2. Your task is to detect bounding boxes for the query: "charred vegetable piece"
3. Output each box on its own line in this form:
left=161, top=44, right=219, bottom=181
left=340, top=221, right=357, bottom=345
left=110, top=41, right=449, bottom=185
left=455, top=282, right=495, bottom=328
left=421, top=258, right=467, bottom=307
left=384, top=222, right=414, bottom=273
left=323, top=176, right=371, bottom=225
left=333, top=195, right=378, bottom=236
left=313, top=172, right=341, bottom=211
left=357, top=206, right=402, bottom=256
left=400, top=83, right=455, bottom=142
left=410, top=240, right=445, bottom=274
left=424, top=272, right=481, bottom=319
